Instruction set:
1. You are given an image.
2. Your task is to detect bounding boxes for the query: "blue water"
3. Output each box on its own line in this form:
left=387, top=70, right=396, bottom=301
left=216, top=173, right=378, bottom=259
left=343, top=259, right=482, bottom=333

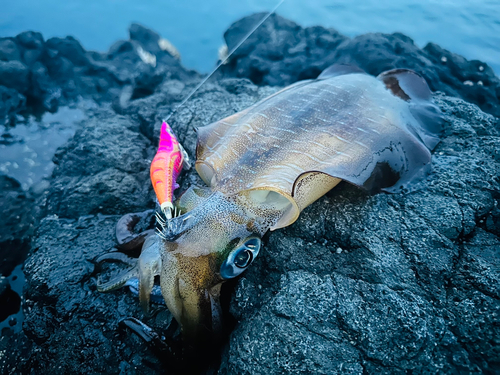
left=0, top=265, right=25, bottom=334
left=0, top=107, right=85, bottom=191
left=1, top=0, right=499, bottom=74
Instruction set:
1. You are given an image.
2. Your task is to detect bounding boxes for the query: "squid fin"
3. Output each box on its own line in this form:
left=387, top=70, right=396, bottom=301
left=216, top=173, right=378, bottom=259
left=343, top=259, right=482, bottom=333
left=317, top=64, right=366, bottom=79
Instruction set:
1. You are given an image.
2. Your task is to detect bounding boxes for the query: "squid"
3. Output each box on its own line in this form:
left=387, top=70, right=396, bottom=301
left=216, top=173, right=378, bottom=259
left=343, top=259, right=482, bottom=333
left=97, top=64, right=442, bottom=346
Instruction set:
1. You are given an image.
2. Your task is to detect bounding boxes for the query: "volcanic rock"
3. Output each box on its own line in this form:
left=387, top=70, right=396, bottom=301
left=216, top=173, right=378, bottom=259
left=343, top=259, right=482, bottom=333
left=221, top=13, right=500, bottom=119
left=0, top=16, right=499, bottom=375
left=0, top=25, right=197, bottom=123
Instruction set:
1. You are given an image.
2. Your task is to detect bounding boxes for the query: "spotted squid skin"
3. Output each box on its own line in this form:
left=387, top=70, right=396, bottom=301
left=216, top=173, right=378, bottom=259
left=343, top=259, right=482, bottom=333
left=150, top=122, right=184, bottom=214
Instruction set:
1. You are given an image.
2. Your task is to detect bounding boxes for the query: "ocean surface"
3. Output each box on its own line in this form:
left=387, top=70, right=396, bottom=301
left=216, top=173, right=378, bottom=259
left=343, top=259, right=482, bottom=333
left=1, top=0, right=499, bottom=74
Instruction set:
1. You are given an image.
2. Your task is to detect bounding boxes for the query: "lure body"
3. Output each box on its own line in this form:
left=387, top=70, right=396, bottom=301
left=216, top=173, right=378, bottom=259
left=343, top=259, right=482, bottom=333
left=150, top=122, right=189, bottom=218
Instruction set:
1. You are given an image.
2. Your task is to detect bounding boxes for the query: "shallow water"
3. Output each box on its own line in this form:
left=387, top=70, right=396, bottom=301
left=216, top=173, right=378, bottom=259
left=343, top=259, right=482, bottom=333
left=0, top=265, right=24, bottom=334
left=0, top=106, right=85, bottom=334
left=1, top=0, right=499, bottom=74
left=0, top=107, right=85, bottom=191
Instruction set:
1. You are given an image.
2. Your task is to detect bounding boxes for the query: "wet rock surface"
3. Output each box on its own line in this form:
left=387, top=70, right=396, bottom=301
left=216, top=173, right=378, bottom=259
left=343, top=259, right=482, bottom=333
left=0, top=175, right=35, bottom=277
left=221, top=13, right=500, bottom=119
left=1, top=15, right=499, bottom=375
left=44, top=112, right=154, bottom=218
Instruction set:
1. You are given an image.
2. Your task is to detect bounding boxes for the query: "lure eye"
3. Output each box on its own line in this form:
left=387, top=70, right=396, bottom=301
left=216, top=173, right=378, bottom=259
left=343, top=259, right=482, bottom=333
left=220, top=237, right=261, bottom=279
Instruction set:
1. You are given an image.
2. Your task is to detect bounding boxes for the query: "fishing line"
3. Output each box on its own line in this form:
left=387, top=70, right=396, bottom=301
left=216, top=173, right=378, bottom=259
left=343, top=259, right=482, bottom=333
left=164, top=0, right=286, bottom=122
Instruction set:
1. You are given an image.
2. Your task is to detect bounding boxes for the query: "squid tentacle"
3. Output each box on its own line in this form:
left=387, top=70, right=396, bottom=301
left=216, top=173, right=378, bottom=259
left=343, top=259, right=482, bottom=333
left=97, top=267, right=138, bottom=292
left=96, top=252, right=137, bottom=267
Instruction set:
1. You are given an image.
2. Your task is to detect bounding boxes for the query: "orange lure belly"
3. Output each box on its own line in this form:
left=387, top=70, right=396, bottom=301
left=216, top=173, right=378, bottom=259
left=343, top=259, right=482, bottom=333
left=150, top=122, right=185, bottom=217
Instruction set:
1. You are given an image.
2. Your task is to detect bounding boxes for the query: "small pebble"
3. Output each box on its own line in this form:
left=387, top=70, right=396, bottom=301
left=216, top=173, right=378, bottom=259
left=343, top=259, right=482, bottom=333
left=441, top=56, right=447, bottom=63
left=336, top=247, right=343, bottom=254
left=477, top=81, right=483, bottom=86
left=479, top=65, right=484, bottom=71
left=463, top=80, right=474, bottom=86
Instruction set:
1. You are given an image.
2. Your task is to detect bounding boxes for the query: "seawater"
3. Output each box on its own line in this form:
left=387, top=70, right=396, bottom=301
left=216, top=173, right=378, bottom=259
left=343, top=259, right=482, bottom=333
left=0, top=0, right=499, bottom=74
left=0, top=107, right=85, bottom=191
left=0, top=106, right=85, bottom=332
left=0, top=265, right=24, bottom=334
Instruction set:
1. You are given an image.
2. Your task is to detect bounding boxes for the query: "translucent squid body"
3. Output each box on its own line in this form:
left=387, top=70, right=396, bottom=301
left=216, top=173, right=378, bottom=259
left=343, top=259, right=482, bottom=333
left=150, top=122, right=190, bottom=219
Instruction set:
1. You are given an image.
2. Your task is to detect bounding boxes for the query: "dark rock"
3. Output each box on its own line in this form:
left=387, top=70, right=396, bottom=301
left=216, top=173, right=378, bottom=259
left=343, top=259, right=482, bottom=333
left=331, top=33, right=431, bottom=75
left=0, top=86, right=26, bottom=122
left=16, top=31, right=45, bottom=66
left=0, top=61, right=29, bottom=93
left=45, top=36, right=89, bottom=66
left=221, top=13, right=347, bottom=85
left=44, top=113, right=154, bottom=218
left=0, top=175, right=35, bottom=277
left=423, top=42, right=500, bottom=117
left=16, top=31, right=44, bottom=50
left=0, top=38, right=21, bottom=61
left=332, top=33, right=500, bottom=119
left=129, top=23, right=162, bottom=55
left=21, top=48, right=44, bottom=67
left=42, top=51, right=75, bottom=82
left=222, top=13, right=500, bottom=119
left=0, top=25, right=196, bottom=120
left=131, top=64, right=165, bottom=100
left=128, top=23, right=182, bottom=65
left=107, top=40, right=135, bottom=59
left=18, top=214, right=166, bottom=373
left=30, top=61, right=61, bottom=112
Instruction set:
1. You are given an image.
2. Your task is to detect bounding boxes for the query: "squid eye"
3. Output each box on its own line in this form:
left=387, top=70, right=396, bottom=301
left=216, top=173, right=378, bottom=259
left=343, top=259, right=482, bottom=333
left=220, top=237, right=261, bottom=279
left=234, top=250, right=253, bottom=268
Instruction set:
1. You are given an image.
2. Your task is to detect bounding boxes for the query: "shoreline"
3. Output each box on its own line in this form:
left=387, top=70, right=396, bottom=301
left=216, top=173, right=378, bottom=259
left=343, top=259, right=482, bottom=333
left=1, top=14, right=499, bottom=374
